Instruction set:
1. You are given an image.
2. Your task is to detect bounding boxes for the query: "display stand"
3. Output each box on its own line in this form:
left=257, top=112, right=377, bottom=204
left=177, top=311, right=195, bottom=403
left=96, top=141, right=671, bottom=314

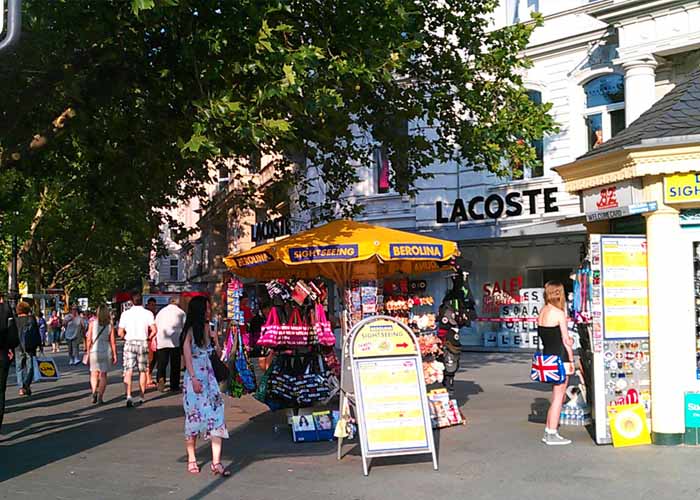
left=337, top=315, right=438, bottom=476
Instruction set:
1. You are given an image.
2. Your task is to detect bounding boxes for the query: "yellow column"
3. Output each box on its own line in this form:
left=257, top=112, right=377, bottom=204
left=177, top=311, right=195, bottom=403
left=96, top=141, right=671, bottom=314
left=643, top=176, right=695, bottom=444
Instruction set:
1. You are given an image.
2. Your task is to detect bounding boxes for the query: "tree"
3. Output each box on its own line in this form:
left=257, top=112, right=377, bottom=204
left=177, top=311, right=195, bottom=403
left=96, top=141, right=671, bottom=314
left=0, top=0, right=555, bottom=295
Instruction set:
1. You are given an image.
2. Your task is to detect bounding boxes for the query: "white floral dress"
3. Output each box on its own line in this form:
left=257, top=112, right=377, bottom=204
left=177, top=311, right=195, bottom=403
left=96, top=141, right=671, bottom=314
left=183, top=342, right=229, bottom=440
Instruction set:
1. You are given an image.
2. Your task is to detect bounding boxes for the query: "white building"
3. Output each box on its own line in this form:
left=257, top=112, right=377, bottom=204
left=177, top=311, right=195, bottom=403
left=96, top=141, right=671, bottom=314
left=298, top=0, right=700, bottom=348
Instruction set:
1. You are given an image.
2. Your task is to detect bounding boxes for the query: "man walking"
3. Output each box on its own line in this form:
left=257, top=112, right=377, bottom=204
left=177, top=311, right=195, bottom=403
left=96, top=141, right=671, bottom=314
left=0, top=292, right=19, bottom=433
left=118, top=292, right=156, bottom=408
left=154, top=297, right=185, bottom=392
left=63, top=306, right=85, bottom=365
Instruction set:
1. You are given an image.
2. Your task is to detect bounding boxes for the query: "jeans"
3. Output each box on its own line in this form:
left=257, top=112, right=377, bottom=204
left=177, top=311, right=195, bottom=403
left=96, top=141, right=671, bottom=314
left=156, top=347, right=181, bottom=390
left=66, top=338, right=80, bottom=360
left=0, top=350, right=10, bottom=432
left=14, top=349, right=34, bottom=390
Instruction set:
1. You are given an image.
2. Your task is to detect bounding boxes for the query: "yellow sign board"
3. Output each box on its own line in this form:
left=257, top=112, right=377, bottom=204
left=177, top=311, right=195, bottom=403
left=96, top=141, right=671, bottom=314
left=664, top=172, right=700, bottom=204
left=357, top=358, right=429, bottom=452
left=607, top=403, right=651, bottom=447
left=601, top=236, right=649, bottom=339
left=351, top=318, right=417, bottom=358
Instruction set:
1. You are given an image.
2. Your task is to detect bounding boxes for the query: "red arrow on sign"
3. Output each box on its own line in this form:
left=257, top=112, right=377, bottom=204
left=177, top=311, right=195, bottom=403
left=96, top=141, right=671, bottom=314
left=396, top=342, right=408, bottom=348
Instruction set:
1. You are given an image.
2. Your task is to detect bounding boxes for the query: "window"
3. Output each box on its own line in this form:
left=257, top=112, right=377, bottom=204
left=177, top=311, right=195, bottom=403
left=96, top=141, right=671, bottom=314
left=513, top=89, right=545, bottom=180
left=217, top=165, right=229, bottom=192
left=169, top=258, right=179, bottom=281
left=373, top=117, right=409, bottom=194
left=583, top=74, right=625, bottom=151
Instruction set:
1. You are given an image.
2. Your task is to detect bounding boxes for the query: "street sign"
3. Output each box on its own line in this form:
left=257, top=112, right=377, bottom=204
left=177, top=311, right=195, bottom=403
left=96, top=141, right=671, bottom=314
left=349, top=316, right=438, bottom=476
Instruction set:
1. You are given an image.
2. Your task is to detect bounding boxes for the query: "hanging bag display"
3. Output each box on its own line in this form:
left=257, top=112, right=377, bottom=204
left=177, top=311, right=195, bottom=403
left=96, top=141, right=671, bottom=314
left=295, top=355, right=331, bottom=406
left=234, top=330, right=257, bottom=392
left=313, top=303, right=336, bottom=346
left=268, top=354, right=298, bottom=403
left=529, top=335, right=566, bottom=385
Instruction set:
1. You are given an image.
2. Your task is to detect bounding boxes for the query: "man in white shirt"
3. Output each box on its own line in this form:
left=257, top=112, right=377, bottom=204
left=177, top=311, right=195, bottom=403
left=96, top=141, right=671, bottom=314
left=154, top=297, right=185, bottom=393
left=118, top=292, right=156, bottom=407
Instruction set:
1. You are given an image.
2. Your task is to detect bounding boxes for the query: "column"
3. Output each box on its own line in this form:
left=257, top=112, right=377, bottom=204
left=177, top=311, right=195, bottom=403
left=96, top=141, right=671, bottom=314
left=623, top=57, right=658, bottom=126
left=643, top=176, right=695, bottom=444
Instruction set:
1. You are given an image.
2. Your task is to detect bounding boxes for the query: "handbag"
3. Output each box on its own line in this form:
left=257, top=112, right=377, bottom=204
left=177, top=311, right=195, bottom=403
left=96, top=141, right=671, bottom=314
left=234, top=330, right=257, bottom=392
left=209, top=349, right=230, bottom=383
left=276, top=308, right=311, bottom=347
left=257, top=307, right=283, bottom=347
left=291, top=280, right=312, bottom=306
left=33, top=356, right=60, bottom=382
left=313, top=303, right=336, bottom=346
left=529, top=335, right=566, bottom=385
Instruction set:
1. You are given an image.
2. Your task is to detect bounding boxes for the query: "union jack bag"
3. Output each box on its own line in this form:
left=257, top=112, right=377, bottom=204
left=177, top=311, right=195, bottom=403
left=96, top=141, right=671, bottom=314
left=530, top=352, right=566, bottom=385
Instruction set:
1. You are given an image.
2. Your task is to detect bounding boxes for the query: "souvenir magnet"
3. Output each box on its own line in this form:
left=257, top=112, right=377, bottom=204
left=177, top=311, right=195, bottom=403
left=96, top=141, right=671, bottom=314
left=604, top=351, right=614, bottom=361
left=634, top=361, right=642, bottom=370
left=616, top=379, right=628, bottom=391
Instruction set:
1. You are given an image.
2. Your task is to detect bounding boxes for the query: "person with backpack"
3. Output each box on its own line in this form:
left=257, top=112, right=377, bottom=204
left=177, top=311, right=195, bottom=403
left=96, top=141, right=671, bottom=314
left=0, top=292, right=20, bottom=432
left=15, top=301, right=42, bottom=397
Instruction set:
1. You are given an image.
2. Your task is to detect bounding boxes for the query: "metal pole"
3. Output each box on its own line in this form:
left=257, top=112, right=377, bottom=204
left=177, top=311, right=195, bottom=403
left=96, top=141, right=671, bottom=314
left=0, top=0, right=22, bottom=53
left=8, top=233, right=19, bottom=308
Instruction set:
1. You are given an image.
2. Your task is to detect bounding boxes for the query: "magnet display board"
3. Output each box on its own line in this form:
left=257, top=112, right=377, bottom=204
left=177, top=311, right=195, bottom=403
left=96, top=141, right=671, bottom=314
left=349, top=316, right=437, bottom=476
left=600, top=235, right=649, bottom=339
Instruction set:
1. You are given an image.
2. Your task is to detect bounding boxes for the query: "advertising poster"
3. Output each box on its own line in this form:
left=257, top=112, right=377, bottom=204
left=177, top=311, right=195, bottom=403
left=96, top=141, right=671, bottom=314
left=355, top=357, right=429, bottom=452
left=601, top=236, right=649, bottom=339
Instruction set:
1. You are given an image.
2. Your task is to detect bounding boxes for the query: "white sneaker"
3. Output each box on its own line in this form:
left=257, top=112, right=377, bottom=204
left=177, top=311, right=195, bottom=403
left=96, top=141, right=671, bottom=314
left=542, top=432, right=572, bottom=445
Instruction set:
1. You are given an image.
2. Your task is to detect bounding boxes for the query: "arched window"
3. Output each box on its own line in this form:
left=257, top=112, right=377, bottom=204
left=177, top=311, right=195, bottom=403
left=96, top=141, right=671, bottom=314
left=583, top=74, right=625, bottom=151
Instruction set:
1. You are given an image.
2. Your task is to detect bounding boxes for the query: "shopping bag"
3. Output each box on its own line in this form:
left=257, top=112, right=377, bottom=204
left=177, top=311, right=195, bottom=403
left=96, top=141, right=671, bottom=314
left=295, top=355, right=331, bottom=406
left=291, top=280, right=311, bottom=306
left=529, top=352, right=566, bottom=384
left=276, top=308, right=311, bottom=347
left=33, top=356, right=60, bottom=382
left=257, top=306, right=283, bottom=347
left=234, top=331, right=257, bottom=392
left=313, top=303, right=336, bottom=346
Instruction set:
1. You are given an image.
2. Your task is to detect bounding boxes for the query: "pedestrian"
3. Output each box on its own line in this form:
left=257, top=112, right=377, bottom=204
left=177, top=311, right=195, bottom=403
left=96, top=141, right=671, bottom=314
left=118, top=292, right=156, bottom=408
left=49, top=311, right=61, bottom=353
left=538, top=281, right=575, bottom=446
left=155, top=296, right=185, bottom=393
left=85, top=304, right=118, bottom=405
left=15, top=301, right=42, bottom=397
left=145, top=297, right=158, bottom=389
left=37, top=311, right=47, bottom=347
left=63, top=306, right=85, bottom=365
left=182, top=296, right=229, bottom=476
left=0, top=292, right=19, bottom=433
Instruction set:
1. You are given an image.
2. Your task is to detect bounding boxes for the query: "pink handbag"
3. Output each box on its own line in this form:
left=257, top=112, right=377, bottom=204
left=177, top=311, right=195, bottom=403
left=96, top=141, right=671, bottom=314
left=257, top=307, right=283, bottom=347
left=276, top=308, right=310, bottom=347
left=314, top=303, right=336, bottom=346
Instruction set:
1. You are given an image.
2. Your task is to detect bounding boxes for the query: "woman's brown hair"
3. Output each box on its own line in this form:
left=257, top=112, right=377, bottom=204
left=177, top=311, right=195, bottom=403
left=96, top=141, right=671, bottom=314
left=96, top=304, right=111, bottom=327
left=544, top=281, right=566, bottom=311
left=16, top=301, right=32, bottom=315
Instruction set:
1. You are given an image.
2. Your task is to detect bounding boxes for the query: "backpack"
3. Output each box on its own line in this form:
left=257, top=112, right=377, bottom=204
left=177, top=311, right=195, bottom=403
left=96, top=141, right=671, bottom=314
left=0, top=302, right=20, bottom=350
left=21, top=317, right=42, bottom=352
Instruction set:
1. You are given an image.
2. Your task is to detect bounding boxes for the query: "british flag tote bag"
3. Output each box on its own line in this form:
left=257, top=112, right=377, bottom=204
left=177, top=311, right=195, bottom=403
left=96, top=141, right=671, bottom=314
left=530, top=352, right=566, bottom=384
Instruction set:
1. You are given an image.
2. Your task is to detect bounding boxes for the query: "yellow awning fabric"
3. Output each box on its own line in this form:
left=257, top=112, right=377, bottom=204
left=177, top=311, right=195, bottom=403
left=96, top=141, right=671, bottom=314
left=223, top=219, right=459, bottom=283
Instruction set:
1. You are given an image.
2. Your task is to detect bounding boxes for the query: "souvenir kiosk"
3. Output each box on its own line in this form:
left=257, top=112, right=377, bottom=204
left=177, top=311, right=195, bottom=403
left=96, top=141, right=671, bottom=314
left=223, top=220, right=460, bottom=471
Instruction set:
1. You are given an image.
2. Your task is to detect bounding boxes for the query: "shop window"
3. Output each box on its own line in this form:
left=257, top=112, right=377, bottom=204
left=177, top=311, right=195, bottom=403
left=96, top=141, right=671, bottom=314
left=584, top=74, right=625, bottom=151
left=169, top=258, right=179, bottom=281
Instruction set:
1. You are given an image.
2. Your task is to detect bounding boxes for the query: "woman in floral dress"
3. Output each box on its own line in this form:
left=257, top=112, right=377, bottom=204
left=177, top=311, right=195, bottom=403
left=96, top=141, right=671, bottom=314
left=182, top=296, right=230, bottom=476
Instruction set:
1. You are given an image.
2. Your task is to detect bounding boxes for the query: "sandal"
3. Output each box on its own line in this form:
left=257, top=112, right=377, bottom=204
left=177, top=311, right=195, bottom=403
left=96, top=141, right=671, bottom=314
left=187, top=461, right=200, bottom=474
left=210, top=463, right=231, bottom=477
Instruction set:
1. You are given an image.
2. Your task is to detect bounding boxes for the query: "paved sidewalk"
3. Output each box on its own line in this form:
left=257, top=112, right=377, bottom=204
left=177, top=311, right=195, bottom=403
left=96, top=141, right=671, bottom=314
left=1, top=350, right=699, bottom=500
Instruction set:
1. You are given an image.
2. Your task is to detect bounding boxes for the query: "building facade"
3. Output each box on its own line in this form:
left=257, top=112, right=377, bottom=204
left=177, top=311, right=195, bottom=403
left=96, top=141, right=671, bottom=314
left=293, top=0, right=700, bottom=349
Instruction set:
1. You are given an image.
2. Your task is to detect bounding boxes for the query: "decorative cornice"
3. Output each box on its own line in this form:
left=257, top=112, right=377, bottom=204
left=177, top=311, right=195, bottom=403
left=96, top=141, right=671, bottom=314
left=556, top=143, right=700, bottom=192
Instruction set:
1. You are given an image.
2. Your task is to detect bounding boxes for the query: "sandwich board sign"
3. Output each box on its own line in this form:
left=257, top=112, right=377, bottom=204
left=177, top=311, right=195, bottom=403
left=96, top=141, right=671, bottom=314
left=349, top=315, right=438, bottom=476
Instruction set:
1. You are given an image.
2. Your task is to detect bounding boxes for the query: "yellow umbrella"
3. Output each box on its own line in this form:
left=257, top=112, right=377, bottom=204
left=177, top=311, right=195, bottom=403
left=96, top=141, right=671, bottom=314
left=223, top=219, right=459, bottom=283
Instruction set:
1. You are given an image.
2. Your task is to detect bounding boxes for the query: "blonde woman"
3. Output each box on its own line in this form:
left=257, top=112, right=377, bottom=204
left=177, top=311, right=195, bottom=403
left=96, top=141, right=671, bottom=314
left=85, top=305, right=117, bottom=405
left=537, top=281, right=575, bottom=446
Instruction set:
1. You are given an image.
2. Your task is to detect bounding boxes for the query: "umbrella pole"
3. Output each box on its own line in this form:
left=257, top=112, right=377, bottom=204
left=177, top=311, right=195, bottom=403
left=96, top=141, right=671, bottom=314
left=337, top=282, right=350, bottom=460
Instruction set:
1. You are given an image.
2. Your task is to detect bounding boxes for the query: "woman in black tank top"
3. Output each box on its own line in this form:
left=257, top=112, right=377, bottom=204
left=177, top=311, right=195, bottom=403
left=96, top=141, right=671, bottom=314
left=537, top=281, right=574, bottom=446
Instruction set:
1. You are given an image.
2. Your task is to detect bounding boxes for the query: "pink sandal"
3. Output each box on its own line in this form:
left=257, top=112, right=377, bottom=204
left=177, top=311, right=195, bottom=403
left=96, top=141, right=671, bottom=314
left=187, top=461, right=200, bottom=474
left=210, top=463, right=231, bottom=477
